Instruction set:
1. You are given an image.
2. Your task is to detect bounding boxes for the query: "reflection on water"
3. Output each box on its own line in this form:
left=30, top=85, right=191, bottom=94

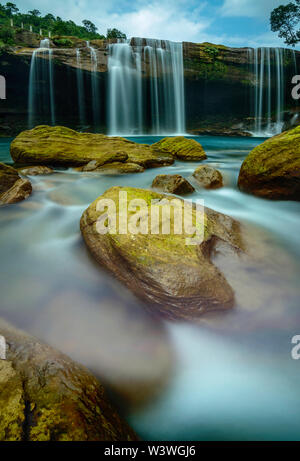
left=1, top=135, right=300, bottom=440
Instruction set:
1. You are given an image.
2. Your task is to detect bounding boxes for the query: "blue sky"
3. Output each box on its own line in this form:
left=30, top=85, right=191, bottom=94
left=11, top=0, right=299, bottom=48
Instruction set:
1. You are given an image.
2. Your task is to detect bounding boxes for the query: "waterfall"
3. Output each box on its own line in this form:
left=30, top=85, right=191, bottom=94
left=86, top=41, right=100, bottom=129
left=251, top=47, right=285, bottom=137
left=108, top=38, right=185, bottom=135
left=28, top=38, right=55, bottom=128
left=76, top=49, right=86, bottom=127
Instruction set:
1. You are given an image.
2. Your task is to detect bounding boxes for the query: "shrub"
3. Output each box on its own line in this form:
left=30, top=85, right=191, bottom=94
left=52, top=37, right=74, bottom=47
left=0, top=25, right=15, bottom=45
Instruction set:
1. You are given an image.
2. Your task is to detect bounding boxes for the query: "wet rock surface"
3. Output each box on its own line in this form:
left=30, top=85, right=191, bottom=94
left=80, top=186, right=246, bottom=320
left=0, top=163, right=32, bottom=205
left=152, top=136, right=207, bottom=161
left=152, top=174, right=195, bottom=195
left=0, top=319, right=138, bottom=441
left=193, top=165, right=223, bottom=189
left=238, top=126, right=300, bottom=200
left=17, top=166, right=54, bottom=176
left=10, top=126, right=174, bottom=168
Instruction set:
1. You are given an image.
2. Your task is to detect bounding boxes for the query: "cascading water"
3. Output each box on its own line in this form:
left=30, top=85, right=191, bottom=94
left=108, top=38, right=185, bottom=135
left=76, top=49, right=86, bottom=127
left=28, top=38, right=55, bottom=128
left=86, top=41, right=100, bottom=129
left=249, top=47, right=293, bottom=137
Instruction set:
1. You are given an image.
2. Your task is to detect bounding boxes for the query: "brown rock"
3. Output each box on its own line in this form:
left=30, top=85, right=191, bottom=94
left=0, top=163, right=32, bottom=205
left=81, top=162, right=144, bottom=174
left=77, top=152, right=129, bottom=171
left=193, top=165, right=223, bottom=189
left=152, top=174, right=195, bottom=195
left=0, top=319, right=138, bottom=441
left=18, top=166, right=54, bottom=176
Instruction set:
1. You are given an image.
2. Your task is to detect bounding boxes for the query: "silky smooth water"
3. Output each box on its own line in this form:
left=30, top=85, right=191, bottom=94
left=1, top=136, right=300, bottom=440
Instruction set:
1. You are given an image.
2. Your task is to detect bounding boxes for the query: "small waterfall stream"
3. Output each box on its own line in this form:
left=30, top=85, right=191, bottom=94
left=108, top=38, right=185, bottom=135
left=86, top=41, right=101, bottom=129
left=76, top=49, right=86, bottom=127
left=28, top=38, right=55, bottom=128
left=250, top=47, right=294, bottom=137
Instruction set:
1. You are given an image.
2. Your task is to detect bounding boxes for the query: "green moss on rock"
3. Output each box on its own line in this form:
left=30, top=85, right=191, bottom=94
left=238, top=126, right=300, bottom=200
left=152, top=136, right=207, bottom=161
left=0, top=319, right=138, bottom=441
left=10, top=125, right=174, bottom=168
left=80, top=186, right=245, bottom=320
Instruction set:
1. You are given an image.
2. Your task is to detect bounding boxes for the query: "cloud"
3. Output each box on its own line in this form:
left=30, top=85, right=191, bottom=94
left=98, top=3, right=211, bottom=42
left=220, top=0, right=290, bottom=18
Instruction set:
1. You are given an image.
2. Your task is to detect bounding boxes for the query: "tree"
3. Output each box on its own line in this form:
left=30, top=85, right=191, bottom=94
left=82, top=19, right=97, bottom=34
left=5, top=2, right=19, bottom=16
left=44, top=13, right=55, bottom=22
left=28, top=9, right=41, bottom=17
left=106, top=28, right=127, bottom=40
left=270, top=0, right=300, bottom=46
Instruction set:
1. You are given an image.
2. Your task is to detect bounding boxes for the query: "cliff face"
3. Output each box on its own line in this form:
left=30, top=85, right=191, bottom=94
left=0, top=31, right=299, bottom=136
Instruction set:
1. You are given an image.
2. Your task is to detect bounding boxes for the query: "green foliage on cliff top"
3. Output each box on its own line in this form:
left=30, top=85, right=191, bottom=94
left=0, top=2, right=127, bottom=42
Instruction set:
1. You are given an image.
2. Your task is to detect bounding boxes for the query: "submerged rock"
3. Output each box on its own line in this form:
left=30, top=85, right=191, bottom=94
left=80, top=186, right=245, bottom=320
left=82, top=162, right=144, bottom=175
left=0, top=163, right=32, bottom=206
left=17, top=166, right=54, bottom=176
left=193, top=165, right=223, bottom=189
left=152, top=174, right=195, bottom=195
left=152, top=136, right=207, bottom=161
left=0, top=319, right=137, bottom=441
left=77, top=152, right=129, bottom=171
left=238, top=126, right=300, bottom=200
left=10, top=125, right=174, bottom=169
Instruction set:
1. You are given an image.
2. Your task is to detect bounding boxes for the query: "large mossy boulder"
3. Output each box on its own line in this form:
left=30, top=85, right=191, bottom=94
left=238, top=126, right=300, bottom=200
left=10, top=125, right=174, bottom=168
left=0, top=319, right=137, bottom=441
left=0, top=163, right=32, bottom=206
left=80, top=187, right=245, bottom=320
left=152, top=136, right=207, bottom=161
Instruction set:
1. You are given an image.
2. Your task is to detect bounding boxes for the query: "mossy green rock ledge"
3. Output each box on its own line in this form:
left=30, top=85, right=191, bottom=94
left=238, top=126, right=300, bottom=200
left=10, top=125, right=174, bottom=168
left=0, top=319, right=137, bottom=441
left=80, top=187, right=245, bottom=320
left=152, top=136, right=207, bottom=161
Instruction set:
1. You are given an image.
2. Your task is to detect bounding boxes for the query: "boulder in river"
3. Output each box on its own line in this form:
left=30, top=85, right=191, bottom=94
left=238, top=126, right=300, bottom=200
left=0, top=318, right=137, bottom=441
left=10, top=125, right=174, bottom=169
left=0, top=163, right=32, bottom=206
left=80, top=187, right=245, bottom=320
left=152, top=136, right=207, bottom=161
left=193, top=165, right=223, bottom=189
left=152, top=174, right=195, bottom=195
